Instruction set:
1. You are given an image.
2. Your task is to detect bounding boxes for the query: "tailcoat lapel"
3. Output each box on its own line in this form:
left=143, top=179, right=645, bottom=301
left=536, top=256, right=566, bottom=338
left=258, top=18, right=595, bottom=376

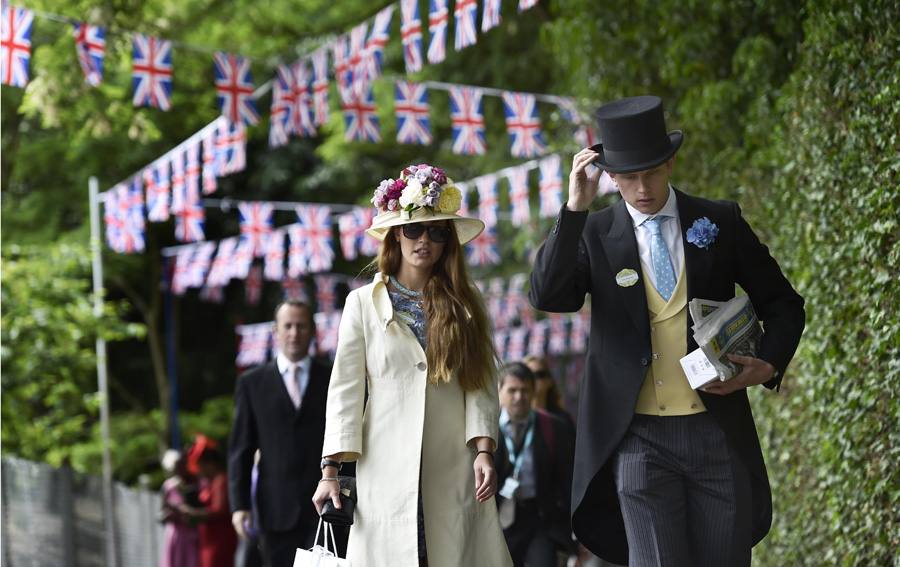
left=598, top=200, right=650, bottom=341
left=675, top=188, right=713, bottom=303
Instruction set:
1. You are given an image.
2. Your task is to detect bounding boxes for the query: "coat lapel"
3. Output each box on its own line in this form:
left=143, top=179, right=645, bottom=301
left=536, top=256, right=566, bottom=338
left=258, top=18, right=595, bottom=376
left=599, top=200, right=650, bottom=341
left=675, top=188, right=713, bottom=304
left=266, top=362, right=298, bottom=414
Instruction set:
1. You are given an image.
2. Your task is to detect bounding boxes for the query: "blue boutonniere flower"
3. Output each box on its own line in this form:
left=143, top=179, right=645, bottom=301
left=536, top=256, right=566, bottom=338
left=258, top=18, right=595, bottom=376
left=686, top=217, right=719, bottom=249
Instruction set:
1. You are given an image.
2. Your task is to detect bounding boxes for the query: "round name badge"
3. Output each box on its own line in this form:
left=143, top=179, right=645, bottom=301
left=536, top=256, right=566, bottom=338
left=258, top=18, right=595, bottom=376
left=616, top=268, right=639, bottom=287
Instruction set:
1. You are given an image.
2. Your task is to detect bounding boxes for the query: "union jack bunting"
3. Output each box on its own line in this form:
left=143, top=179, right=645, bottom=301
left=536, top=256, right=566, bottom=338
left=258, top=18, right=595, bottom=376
left=502, top=91, right=546, bottom=158
left=314, top=274, right=340, bottom=313
left=169, top=148, right=186, bottom=214
left=449, top=86, right=486, bottom=155
left=111, top=180, right=145, bottom=254
left=504, top=273, right=529, bottom=326
left=519, top=0, right=540, bottom=11
left=72, top=23, right=105, bottom=86
left=314, top=311, right=342, bottom=357
left=527, top=320, right=549, bottom=356
left=230, top=238, right=255, bottom=280
left=466, top=225, right=500, bottom=266
left=187, top=242, right=217, bottom=289
left=337, top=211, right=362, bottom=261
left=292, top=59, right=316, bottom=137
left=457, top=182, right=471, bottom=217
left=216, top=118, right=246, bottom=175
left=332, top=35, right=352, bottom=103
left=263, top=230, right=285, bottom=281
left=558, top=97, right=598, bottom=148
left=132, top=34, right=172, bottom=110
left=311, top=48, right=329, bottom=126
left=236, top=323, right=272, bottom=368
left=395, top=81, right=431, bottom=145
left=238, top=201, right=274, bottom=257
left=486, top=277, right=506, bottom=328
left=185, top=141, right=201, bottom=202
left=362, top=5, right=394, bottom=89
left=170, top=246, right=195, bottom=296
left=348, top=22, right=368, bottom=98
left=214, top=52, right=259, bottom=126
left=482, top=0, right=501, bottom=32
left=539, top=155, right=564, bottom=218
left=206, top=237, right=238, bottom=287
left=341, top=86, right=380, bottom=143
left=174, top=200, right=204, bottom=243
left=103, top=188, right=123, bottom=252
left=144, top=159, right=170, bottom=222
left=474, top=174, right=499, bottom=227
left=493, top=329, right=509, bottom=362
left=507, top=166, right=532, bottom=226
left=400, top=0, right=423, bottom=73
left=245, top=264, right=263, bottom=306
left=427, top=0, right=448, bottom=64
left=355, top=207, right=379, bottom=256
left=287, top=224, right=307, bottom=278
left=570, top=310, right=589, bottom=353
left=201, top=127, right=218, bottom=194
left=507, top=326, right=528, bottom=362
left=295, top=205, right=335, bottom=273
left=269, top=63, right=295, bottom=148
left=199, top=284, right=225, bottom=304
left=548, top=313, right=568, bottom=355
left=1, top=5, right=32, bottom=87
left=282, top=276, right=308, bottom=302
left=454, top=0, right=478, bottom=51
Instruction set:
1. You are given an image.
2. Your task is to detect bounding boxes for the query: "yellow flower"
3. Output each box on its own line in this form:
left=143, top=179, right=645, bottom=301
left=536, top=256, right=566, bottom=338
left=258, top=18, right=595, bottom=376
left=437, top=185, right=462, bottom=214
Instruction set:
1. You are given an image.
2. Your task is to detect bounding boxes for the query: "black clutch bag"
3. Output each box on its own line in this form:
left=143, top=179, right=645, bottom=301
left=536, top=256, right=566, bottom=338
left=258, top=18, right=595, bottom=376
left=320, top=476, right=356, bottom=526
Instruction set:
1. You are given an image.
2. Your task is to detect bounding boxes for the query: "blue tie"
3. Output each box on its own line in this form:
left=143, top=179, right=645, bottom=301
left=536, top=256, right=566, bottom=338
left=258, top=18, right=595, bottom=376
left=644, top=217, right=676, bottom=301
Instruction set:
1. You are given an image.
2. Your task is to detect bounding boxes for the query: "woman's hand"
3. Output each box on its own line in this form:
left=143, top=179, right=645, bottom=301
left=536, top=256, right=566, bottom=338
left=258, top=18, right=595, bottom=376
left=312, top=479, right=342, bottom=515
left=473, top=452, right=497, bottom=503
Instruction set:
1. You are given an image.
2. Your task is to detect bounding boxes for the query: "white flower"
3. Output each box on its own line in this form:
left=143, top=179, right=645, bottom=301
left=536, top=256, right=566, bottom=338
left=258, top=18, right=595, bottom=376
left=399, top=178, right=424, bottom=208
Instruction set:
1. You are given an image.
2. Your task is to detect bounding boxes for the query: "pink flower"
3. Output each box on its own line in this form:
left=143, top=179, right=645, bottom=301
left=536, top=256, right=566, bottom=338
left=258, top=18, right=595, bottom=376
left=432, top=168, right=447, bottom=185
left=387, top=199, right=399, bottom=211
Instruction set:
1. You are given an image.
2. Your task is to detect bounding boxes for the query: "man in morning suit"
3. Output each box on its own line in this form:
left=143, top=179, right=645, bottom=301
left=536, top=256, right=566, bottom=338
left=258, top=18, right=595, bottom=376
left=228, top=301, right=336, bottom=567
left=529, top=96, right=805, bottom=566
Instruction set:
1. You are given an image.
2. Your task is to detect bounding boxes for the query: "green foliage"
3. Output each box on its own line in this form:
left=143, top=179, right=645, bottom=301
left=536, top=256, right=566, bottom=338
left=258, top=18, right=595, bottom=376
left=1, top=242, right=145, bottom=470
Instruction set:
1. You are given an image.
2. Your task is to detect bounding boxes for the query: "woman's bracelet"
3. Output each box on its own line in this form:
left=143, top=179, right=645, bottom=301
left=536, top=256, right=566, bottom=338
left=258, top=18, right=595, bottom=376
left=319, top=477, right=339, bottom=483
left=475, top=450, right=494, bottom=459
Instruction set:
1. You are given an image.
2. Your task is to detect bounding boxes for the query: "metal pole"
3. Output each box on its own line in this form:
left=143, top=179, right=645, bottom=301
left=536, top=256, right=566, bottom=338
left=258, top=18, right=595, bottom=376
left=89, top=176, right=119, bottom=567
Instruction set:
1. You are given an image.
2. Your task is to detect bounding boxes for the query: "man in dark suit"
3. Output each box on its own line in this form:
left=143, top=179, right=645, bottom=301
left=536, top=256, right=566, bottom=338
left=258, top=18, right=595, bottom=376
left=495, top=362, right=575, bottom=567
left=530, top=96, right=805, bottom=566
left=228, top=301, right=334, bottom=567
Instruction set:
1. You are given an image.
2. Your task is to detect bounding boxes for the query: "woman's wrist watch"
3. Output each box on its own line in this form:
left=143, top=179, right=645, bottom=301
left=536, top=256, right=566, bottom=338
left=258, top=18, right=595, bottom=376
left=320, top=458, right=342, bottom=471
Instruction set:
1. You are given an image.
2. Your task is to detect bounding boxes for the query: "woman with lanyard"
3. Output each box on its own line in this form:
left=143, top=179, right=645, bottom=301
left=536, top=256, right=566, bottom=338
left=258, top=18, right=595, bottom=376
left=312, top=164, right=513, bottom=567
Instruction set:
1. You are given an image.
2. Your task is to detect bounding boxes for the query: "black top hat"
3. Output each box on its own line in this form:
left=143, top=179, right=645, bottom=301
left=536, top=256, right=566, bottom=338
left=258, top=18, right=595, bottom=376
left=589, top=95, right=683, bottom=174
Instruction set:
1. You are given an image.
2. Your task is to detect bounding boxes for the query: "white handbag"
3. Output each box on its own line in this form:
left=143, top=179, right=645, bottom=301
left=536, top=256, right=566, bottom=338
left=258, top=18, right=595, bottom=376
left=292, top=518, right=351, bottom=567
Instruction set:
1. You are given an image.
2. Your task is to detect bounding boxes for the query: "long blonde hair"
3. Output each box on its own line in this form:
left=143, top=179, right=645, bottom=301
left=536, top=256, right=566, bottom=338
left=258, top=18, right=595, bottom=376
left=376, top=223, right=496, bottom=391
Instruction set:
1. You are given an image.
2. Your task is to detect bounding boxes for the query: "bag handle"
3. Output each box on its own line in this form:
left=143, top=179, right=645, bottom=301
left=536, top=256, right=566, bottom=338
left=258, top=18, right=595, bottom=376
left=310, top=517, right=342, bottom=558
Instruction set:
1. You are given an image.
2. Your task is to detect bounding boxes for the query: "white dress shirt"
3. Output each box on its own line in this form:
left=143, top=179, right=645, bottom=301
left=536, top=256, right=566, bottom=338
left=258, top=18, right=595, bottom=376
left=624, top=185, right=684, bottom=289
left=276, top=352, right=311, bottom=408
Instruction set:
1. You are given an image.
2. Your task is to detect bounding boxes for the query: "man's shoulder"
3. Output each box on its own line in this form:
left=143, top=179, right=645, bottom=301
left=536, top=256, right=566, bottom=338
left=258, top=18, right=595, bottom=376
left=238, top=361, right=277, bottom=384
left=676, top=189, right=739, bottom=217
left=584, top=200, right=622, bottom=231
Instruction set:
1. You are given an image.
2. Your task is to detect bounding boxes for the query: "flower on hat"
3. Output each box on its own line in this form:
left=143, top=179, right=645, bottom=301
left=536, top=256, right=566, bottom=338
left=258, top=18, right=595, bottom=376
left=373, top=164, right=460, bottom=216
left=686, top=217, right=719, bottom=249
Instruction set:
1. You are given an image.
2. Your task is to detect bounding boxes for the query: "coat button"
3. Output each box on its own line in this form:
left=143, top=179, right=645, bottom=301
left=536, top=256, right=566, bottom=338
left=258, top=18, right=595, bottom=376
left=416, top=362, right=426, bottom=371
left=640, top=357, right=649, bottom=366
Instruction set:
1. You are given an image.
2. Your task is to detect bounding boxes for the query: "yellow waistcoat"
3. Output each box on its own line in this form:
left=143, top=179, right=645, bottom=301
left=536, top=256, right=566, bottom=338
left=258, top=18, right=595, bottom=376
left=634, top=259, right=706, bottom=416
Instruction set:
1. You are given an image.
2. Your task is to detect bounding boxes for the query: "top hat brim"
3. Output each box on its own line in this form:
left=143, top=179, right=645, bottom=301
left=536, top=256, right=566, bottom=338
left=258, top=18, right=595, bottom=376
left=590, top=130, right=683, bottom=174
left=365, top=208, right=485, bottom=245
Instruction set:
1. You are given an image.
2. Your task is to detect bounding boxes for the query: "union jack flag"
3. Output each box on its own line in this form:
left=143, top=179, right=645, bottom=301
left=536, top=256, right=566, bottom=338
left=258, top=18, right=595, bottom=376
left=332, top=35, right=352, bottom=103
left=505, top=273, right=529, bottom=326
left=314, top=311, right=342, bottom=357
left=395, top=81, right=431, bottom=145
left=238, top=201, right=274, bottom=257
left=486, top=277, right=506, bottom=327
left=482, top=0, right=501, bottom=32
left=341, top=86, right=380, bottom=143
left=245, top=264, right=263, bottom=306
left=282, top=276, right=309, bottom=302
left=287, top=224, right=307, bottom=278
left=132, top=34, right=172, bottom=110
left=337, top=211, right=362, bottom=261
left=502, top=91, right=546, bottom=158
left=519, top=0, right=540, bottom=11
left=539, top=155, right=563, bottom=218
left=449, top=86, right=486, bottom=155
left=493, top=328, right=509, bottom=362
left=466, top=225, right=500, bottom=266
left=169, top=148, right=186, bottom=214
left=507, top=326, right=528, bottom=361
left=174, top=200, right=204, bottom=243
left=201, top=127, right=218, bottom=194
left=109, top=179, right=145, bottom=254
left=1, top=5, right=32, bottom=88
left=314, top=274, right=340, bottom=313
left=558, top=97, right=598, bottom=148
left=144, top=159, right=170, bottom=222
left=295, top=205, right=335, bottom=273
left=199, top=284, right=225, bottom=304
left=570, top=310, right=589, bottom=353
left=185, top=141, right=201, bottom=202
left=548, top=313, right=568, bottom=355
left=427, top=0, right=448, bottom=64
left=170, top=246, right=195, bottom=296
left=72, top=23, right=105, bottom=87
left=236, top=323, right=272, bottom=368
left=527, top=320, right=549, bottom=356
left=187, top=242, right=217, bottom=289
left=230, top=238, right=255, bottom=280
left=292, top=59, right=316, bottom=137
left=311, top=47, right=329, bottom=126
left=263, top=230, right=285, bottom=281
left=214, top=52, right=258, bottom=126
left=103, top=188, right=123, bottom=252
left=475, top=174, right=499, bottom=227
left=507, top=166, right=532, bottom=226
left=361, top=5, right=394, bottom=89
left=355, top=207, right=379, bottom=256
left=269, top=63, right=295, bottom=148
left=457, top=182, right=471, bottom=217
left=400, top=0, right=423, bottom=73
left=216, top=118, right=246, bottom=175
left=454, top=0, right=478, bottom=51
left=206, top=237, right=238, bottom=287
left=348, top=22, right=368, bottom=98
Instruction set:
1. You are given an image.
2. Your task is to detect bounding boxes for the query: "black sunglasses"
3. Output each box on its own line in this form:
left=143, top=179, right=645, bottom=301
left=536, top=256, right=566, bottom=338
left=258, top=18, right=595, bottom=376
left=401, top=224, right=452, bottom=243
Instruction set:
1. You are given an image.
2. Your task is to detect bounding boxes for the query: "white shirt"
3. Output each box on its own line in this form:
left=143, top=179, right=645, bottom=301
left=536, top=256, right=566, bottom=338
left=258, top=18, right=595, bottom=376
left=624, top=185, right=684, bottom=290
left=276, top=352, right=311, bottom=408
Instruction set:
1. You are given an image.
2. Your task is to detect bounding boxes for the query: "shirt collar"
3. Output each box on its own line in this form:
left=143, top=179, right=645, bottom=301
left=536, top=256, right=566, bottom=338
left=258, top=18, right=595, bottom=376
left=276, top=352, right=310, bottom=375
left=499, top=408, right=532, bottom=427
left=624, top=183, right=678, bottom=228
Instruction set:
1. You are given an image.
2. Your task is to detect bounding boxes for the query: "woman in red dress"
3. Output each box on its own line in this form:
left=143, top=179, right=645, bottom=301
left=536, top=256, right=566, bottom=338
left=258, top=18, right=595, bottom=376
left=183, top=446, right=237, bottom=567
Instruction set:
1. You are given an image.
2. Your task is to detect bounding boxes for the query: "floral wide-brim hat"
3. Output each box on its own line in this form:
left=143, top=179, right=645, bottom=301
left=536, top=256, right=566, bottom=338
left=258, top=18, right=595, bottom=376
left=365, top=164, right=485, bottom=245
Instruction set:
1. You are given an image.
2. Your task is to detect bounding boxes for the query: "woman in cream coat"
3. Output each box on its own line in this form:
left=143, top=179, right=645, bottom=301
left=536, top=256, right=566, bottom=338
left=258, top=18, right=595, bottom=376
left=313, top=165, right=513, bottom=567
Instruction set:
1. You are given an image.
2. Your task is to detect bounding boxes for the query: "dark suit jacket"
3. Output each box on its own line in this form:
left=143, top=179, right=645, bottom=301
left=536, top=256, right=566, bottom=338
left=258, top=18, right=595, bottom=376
left=228, top=357, right=331, bottom=533
left=495, top=409, right=575, bottom=551
left=529, top=189, right=805, bottom=564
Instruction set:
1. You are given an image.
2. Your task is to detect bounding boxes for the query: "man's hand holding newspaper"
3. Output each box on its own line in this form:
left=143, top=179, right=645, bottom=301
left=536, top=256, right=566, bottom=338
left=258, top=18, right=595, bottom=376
left=701, top=353, right=776, bottom=395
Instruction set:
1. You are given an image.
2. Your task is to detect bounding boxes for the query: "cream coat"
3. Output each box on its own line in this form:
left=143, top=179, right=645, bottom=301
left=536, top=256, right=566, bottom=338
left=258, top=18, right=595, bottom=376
left=322, top=274, right=513, bottom=567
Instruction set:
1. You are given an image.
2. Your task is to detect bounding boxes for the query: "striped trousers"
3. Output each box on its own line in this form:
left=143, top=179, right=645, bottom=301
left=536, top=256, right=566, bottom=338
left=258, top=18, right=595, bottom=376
left=612, top=413, right=752, bottom=567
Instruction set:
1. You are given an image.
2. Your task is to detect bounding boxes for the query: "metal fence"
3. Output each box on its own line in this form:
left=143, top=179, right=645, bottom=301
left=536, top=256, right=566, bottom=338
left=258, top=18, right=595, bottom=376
left=1, top=456, right=163, bottom=567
